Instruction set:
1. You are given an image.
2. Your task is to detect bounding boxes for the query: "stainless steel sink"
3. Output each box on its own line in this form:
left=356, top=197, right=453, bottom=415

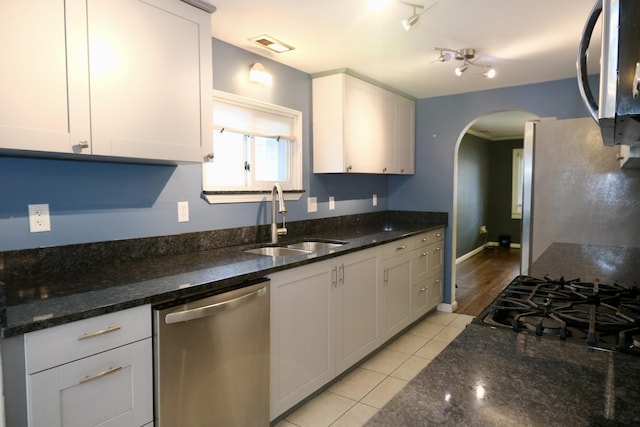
left=286, top=239, right=347, bottom=252
left=244, top=246, right=312, bottom=257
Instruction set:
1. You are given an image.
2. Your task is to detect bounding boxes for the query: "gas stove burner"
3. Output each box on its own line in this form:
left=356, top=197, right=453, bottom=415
left=515, top=314, right=567, bottom=339
left=474, top=275, right=640, bottom=354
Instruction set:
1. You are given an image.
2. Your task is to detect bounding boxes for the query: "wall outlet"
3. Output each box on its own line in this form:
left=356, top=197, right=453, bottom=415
left=28, top=204, right=51, bottom=233
left=177, top=201, right=189, bottom=222
left=372, top=194, right=378, bottom=206
left=307, top=197, right=318, bottom=213
left=329, top=196, right=335, bottom=210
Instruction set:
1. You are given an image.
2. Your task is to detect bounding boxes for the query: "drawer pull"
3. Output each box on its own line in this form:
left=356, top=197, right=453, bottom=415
left=419, top=287, right=427, bottom=293
left=396, top=245, right=407, bottom=251
left=78, top=325, right=121, bottom=340
left=79, top=365, right=123, bottom=384
left=422, top=238, right=427, bottom=242
left=421, top=252, right=427, bottom=257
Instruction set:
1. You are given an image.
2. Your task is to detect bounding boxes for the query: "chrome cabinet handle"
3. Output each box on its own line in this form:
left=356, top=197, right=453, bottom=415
left=396, top=245, right=407, bottom=251
left=332, top=266, right=337, bottom=287
left=338, top=264, right=345, bottom=285
left=419, top=287, right=427, bottom=293
left=78, top=140, right=89, bottom=149
left=165, top=286, right=267, bottom=324
left=421, top=252, right=427, bottom=257
left=78, top=325, right=121, bottom=340
left=79, top=366, right=123, bottom=384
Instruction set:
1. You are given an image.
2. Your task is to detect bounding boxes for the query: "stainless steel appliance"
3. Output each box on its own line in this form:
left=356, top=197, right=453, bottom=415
left=578, top=0, right=640, bottom=147
left=473, top=275, right=640, bottom=355
left=153, top=279, right=270, bottom=426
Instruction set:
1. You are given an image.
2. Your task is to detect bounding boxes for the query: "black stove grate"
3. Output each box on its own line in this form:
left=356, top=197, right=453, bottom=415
left=475, top=275, right=640, bottom=354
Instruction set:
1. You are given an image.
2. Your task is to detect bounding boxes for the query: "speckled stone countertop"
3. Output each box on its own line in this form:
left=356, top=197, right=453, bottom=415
left=368, top=242, right=640, bottom=426
left=0, top=211, right=447, bottom=337
left=367, top=324, right=640, bottom=427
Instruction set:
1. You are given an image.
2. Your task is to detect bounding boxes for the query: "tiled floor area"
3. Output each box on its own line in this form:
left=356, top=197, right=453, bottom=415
left=275, top=311, right=475, bottom=427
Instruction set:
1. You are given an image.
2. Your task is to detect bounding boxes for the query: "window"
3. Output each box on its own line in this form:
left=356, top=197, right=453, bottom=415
left=203, top=90, right=303, bottom=203
left=511, top=148, right=523, bottom=219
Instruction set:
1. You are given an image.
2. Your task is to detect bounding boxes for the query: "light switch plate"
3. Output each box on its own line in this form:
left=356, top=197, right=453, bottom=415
left=329, top=196, right=335, bottom=210
left=307, top=197, right=318, bottom=213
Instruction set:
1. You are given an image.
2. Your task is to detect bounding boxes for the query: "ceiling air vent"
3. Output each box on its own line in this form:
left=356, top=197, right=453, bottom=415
left=249, top=35, right=294, bottom=53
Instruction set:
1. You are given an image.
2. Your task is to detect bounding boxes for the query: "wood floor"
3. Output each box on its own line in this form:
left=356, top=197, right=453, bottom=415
left=455, top=247, right=521, bottom=316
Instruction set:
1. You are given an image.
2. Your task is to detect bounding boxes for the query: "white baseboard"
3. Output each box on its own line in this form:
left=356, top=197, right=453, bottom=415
left=455, top=245, right=485, bottom=264
left=437, top=301, right=457, bottom=313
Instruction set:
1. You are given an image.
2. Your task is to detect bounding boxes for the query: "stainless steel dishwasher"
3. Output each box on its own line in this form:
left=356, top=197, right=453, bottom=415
left=153, top=279, right=270, bottom=426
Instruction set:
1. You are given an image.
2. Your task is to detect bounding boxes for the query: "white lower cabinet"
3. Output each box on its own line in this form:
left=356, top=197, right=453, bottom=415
left=380, top=238, right=413, bottom=342
left=2, top=305, right=153, bottom=427
left=269, top=248, right=380, bottom=420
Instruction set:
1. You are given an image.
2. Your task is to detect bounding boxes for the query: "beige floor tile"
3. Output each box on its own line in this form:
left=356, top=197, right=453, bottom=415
left=286, top=392, right=356, bottom=427
left=405, top=319, right=445, bottom=339
left=330, top=403, right=378, bottom=427
left=424, top=311, right=458, bottom=326
left=359, top=349, right=410, bottom=375
left=275, top=420, right=299, bottom=427
left=389, top=355, right=432, bottom=381
left=449, top=314, right=475, bottom=329
left=360, top=377, right=408, bottom=409
left=414, top=338, right=450, bottom=359
left=385, top=333, right=429, bottom=355
left=329, top=368, right=386, bottom=401
left=433, top=326, right=464, bottom=344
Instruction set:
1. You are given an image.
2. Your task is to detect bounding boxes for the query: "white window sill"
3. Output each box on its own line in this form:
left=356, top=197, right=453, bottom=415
left=203, top=190, right=305, bottom=204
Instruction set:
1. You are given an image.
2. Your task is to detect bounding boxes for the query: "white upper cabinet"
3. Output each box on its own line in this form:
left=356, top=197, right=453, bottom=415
left=312, top=72, right=415, bottom=174
left=0, top=0, right=212, bottom=164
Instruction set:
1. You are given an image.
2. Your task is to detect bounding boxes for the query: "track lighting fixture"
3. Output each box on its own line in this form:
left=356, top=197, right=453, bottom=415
left=434, top=47, right=496, bottom=79
left=400, top=1, right=438, bottom=31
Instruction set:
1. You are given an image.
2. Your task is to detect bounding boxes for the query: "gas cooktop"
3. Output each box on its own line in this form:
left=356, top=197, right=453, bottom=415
left=474, top=275, right=640, bottom=355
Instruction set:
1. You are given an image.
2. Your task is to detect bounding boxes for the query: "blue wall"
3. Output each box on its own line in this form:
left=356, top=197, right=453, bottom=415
left=0, top=39, right=388, bottom=251
left=389, top=77, right=594, bottom=305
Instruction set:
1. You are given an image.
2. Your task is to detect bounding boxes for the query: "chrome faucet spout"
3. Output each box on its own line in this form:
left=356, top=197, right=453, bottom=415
left=271, top=183, right=287, bottom=243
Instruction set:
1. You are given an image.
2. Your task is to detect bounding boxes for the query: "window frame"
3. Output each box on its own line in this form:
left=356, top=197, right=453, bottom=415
left=202, top=90, right=304, bottom=204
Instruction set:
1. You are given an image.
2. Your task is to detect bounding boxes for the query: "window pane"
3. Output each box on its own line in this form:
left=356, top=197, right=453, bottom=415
left=205, top=131, right=247, bottom=187
left=254, top=136, right=289, bottom=182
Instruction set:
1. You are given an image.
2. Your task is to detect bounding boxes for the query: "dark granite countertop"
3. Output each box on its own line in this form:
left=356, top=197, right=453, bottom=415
left=367, top=324, right=640, bottom=427
left=0, top=211, right=447, bottom=337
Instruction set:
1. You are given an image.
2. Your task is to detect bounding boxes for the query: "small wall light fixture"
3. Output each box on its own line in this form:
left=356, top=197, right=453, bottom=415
left=249, top=63, right=273, bottom=86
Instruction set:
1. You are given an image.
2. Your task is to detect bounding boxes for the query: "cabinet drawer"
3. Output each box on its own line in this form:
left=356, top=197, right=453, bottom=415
left=25, top=305, right=151, bottom=374
left=28, top=338, right=153, bottom=427
left=413, top=232, right=429, bottom=249
left=427, top=228, right=444, bottom=243
left=382, top=237, right=415, bottom=260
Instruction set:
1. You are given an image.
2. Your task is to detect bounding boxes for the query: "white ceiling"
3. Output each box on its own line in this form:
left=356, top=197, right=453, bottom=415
left=209, top=0, right=601, bottom=138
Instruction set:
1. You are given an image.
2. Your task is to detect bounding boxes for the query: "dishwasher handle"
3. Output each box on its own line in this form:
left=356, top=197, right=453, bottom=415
left=165, top=285, right=268, bottom=325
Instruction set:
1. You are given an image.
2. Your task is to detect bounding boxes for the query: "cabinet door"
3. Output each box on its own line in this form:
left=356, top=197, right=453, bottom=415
left=29, top=338, right=153, bottom=427
left=344, top=76, right=386, bottom=173
left=86, top=0, right=210, bottom=162
left=335, top=248, right=380, bottom=374
left=428, top=241, right=444, bottom=275
left=381, top=253, right=412, bottom=341
left=412, top=280, right=429, bottom=320
left=427, top=274, right=444, bottom=311
left=0, top=0, right=89, bottom=154
left=394, top=96, right=415, bottom=174
left=269, top=259, right=335, bottom=419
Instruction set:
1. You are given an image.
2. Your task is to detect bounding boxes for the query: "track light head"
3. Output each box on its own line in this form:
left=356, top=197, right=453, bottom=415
left=455, top=64, right=469, bottom=76
left=402, top=14, right=420, bottom=31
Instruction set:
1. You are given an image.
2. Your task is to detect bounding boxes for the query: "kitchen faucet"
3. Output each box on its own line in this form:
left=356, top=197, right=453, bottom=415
left=271, top=183, right=287, bottom=243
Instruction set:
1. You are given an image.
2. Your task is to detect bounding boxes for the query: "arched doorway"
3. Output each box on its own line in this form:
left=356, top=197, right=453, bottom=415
left=451, top=110, right=539, bottom=315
